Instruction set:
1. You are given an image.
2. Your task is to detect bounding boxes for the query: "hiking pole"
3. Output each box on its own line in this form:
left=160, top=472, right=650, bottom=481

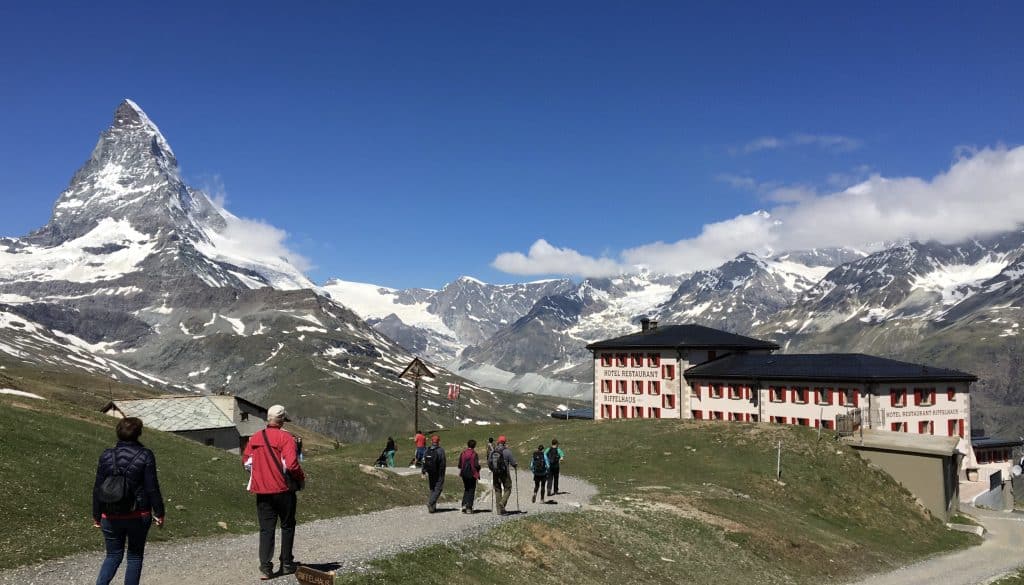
left=514, top=468, right=520, bottom=512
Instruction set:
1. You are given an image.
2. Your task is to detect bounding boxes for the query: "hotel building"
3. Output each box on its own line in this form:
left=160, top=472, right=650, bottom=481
left=588, top=320, right=976, bottom=449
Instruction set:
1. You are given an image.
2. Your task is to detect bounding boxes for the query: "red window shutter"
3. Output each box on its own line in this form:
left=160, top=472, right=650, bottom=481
left=827, top=388, right=835, bottom=405
left=891, top=392, right=897, bottom=407
left=914, top=389, right=922, bottom=406
left=959, top=420, right=965, bottom=438
left=947, top=420, right=955, bottom=436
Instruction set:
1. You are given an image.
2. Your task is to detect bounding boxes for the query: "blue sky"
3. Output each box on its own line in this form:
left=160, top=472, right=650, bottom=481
left=1, top=2, right=1023, bottom=289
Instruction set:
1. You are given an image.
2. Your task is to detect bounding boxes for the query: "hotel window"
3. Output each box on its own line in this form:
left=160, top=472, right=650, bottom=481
left=729, top=385, right=742, bottom=400
left=647, top=353, right=661, bottom=367
left=820, top=419, right=835, bottom=430
left=814, top=388, right=832, bottom=406
left=649, top=407, right=661, bottom=419
left=692, top=410, right=703, bottom=420
left=891, top=422, right=907, bottom=432
left=710, top=384, right=723, bottom=399
left=947, top=419, right=965, bottom=438
left=616, top=380, right=628, bottom=394
left=601, top=380, right=612, bottom=393
left=662, top=364, right=675, bottom=379
left=770, top=416, right=786, bottom=424
left=601, top=404, right=613, bottom=419
left=947, top=387, right=956, bottom=401
left=838, top=388, right=858, bottom=407
left=633, top=381, right=644, bottom=395
left=648, top=381, right=661, bottom=395
left=769, top=387, right=786, bottom=403
left=615, top=354, right=628, bottom=367
left=711, top=411, right=724, bottom=420
left=631, top=353, right=644, bottom=367
left=796, top=418, right=810, bottom=427
left=918, top=420, right=934, bottom=435
left=914, top=388, right=936, bottom=406
left=728, top=412, right=743, bottom=421
left=600, top=353, right=613, bottom=367
left=691, top=384, right=701, bottom=398
left=616, top=405, right=628, bottom=418
left=662, top=394, right=676, bottom=409
left=633, top=406, right=645, bottom=418
left=792, top=387, right=809, bottom=404
left=890, top=388, right=907, bottom=407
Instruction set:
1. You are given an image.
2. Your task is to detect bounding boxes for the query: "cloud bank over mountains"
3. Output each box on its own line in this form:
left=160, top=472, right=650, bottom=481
left=492, top=145, right=1024, bottom=278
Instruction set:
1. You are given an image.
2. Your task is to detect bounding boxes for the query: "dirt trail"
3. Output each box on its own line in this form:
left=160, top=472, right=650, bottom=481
left=0, top=468, right=596, bottom=585
left=844, top=505, right=1024, bottom=585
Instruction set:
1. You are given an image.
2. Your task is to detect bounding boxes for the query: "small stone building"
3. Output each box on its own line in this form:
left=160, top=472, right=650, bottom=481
left=102, top=395, right=268, bottom=453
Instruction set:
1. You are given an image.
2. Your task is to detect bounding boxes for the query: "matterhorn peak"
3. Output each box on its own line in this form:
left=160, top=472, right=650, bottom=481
left=30, top=100, right=216, bottom=245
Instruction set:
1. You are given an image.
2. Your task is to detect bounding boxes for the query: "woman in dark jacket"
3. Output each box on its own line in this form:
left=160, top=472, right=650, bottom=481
left=384, top=436, right=397, bottom=468
left=93, top=417, right=165, bottom=585
left=458, top=439, right=481, bottom=513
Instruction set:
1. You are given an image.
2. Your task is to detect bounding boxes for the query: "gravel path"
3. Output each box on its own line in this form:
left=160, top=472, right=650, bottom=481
left=1, top=468, right=596, bottom=585
left=844, top=505, right=1024, bottom=585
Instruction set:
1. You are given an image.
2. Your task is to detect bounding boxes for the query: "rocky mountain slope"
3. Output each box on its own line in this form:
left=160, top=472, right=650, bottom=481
left=0, top=101, right=562, bottom=441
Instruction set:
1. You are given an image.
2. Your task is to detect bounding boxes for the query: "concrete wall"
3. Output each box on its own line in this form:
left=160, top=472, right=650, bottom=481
left=851, top=447, right=957, bottom=521
left=175, top=427, right=242, bottom=453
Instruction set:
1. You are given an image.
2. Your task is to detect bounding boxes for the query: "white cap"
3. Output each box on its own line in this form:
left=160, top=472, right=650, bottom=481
left=268, top=404, right=288, bottom=423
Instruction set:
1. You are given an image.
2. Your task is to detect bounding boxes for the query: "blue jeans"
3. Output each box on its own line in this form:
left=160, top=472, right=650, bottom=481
left=96, top=516, right=152, bottom=585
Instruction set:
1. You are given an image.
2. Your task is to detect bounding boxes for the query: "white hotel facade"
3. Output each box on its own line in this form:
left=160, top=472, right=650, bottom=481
left=588, top=320, right=976, bottom=456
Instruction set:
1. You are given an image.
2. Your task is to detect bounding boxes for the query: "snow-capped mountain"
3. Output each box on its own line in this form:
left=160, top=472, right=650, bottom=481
left=323, top=276, right=574, bottom=365
left=0, top=101, right=560, bottom=440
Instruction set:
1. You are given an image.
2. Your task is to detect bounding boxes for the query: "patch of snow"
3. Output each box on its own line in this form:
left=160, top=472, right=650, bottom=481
left=0, top=388, right=44, bottom=400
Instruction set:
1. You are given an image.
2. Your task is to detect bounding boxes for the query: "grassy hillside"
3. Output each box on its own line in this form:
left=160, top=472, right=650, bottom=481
left=0, top=395, right=426, bottom=569
left=337, top=419, right=978, bottom=585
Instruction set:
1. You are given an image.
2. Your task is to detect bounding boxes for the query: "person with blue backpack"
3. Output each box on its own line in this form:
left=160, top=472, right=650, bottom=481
left=544, top=438, right=565, bottom=496
left=529, top=444, right=549, bottom=503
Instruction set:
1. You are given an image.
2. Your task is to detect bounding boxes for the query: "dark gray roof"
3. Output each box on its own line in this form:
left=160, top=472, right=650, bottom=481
left=685, top=353, right=976, bottom=383
left=586, top=324, right=779, bottom=351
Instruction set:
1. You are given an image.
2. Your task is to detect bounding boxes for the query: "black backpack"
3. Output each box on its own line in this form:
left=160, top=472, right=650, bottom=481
left=488, top=446, right=508, bottom=475
left=423, top=446, right=442, bottom=475
left=532, top=450, right=547, bottom=475
left=97, top=448, right=143, bottom=514
left=546, top=447, right=560, bottom=468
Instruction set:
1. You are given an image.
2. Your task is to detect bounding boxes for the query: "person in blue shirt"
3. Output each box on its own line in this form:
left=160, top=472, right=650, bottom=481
left=544, top=439, right=565, bottom=496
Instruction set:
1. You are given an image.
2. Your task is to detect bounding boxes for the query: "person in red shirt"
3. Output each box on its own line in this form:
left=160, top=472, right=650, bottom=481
left=410, top=430, right=426, bottom=468
left=243, top=404, right=305, bottom=580
left=458, top=439, right=481, bottom=513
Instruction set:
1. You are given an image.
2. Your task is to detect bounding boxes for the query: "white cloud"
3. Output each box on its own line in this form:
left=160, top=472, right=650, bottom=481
left=734, top=133, right=862, bottom=154
left=199, top=176, right=313, bottom=273
left=491, top=239, right=621, bottom=277
left=218, top=214, right=313, bottom=272
left=493, top=145, right=1024, bottom=277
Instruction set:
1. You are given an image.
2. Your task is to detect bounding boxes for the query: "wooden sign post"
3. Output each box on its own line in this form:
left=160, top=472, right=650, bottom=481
left=399, top=357, right=435, bottom=433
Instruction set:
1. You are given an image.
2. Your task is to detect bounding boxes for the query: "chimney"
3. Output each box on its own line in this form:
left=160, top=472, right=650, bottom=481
left=641, top=318, right=658, bottom=332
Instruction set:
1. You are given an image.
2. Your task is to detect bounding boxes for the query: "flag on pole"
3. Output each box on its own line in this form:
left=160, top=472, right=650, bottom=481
left=447, top=383, right=461, bottom=400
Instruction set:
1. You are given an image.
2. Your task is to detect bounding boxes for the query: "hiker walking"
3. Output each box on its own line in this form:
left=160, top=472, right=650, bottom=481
left=421, top=435, right=447, bottom=513
left=93, top=416, right=165, bottom=585
left=410, top=430, right=426, bottom=467
left=458, top=439, right=481, bottom=513
left=544, top=438, right=565, bottom=496
left=487, top=435, right=518, bottom=515
left=384, top=436, right=397, bottom=468
left=529, top=444, right=549, bottom=503
left=243, top=404, right=306, bottom=580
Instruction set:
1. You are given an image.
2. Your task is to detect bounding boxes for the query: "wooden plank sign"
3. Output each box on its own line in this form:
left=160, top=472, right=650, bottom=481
left=295, top=565, right=334, bottom=585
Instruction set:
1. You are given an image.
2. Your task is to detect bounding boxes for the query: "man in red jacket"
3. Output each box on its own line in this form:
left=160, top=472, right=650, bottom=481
left=243, top=404, right=305, bottom=580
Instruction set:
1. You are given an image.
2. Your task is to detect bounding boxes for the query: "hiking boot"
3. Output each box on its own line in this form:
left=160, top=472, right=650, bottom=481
left=531, top=493, right=536, bottom=503
left=259, top=566, right=275, bottom=580
left=281, top=563, right=298, bottom=575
